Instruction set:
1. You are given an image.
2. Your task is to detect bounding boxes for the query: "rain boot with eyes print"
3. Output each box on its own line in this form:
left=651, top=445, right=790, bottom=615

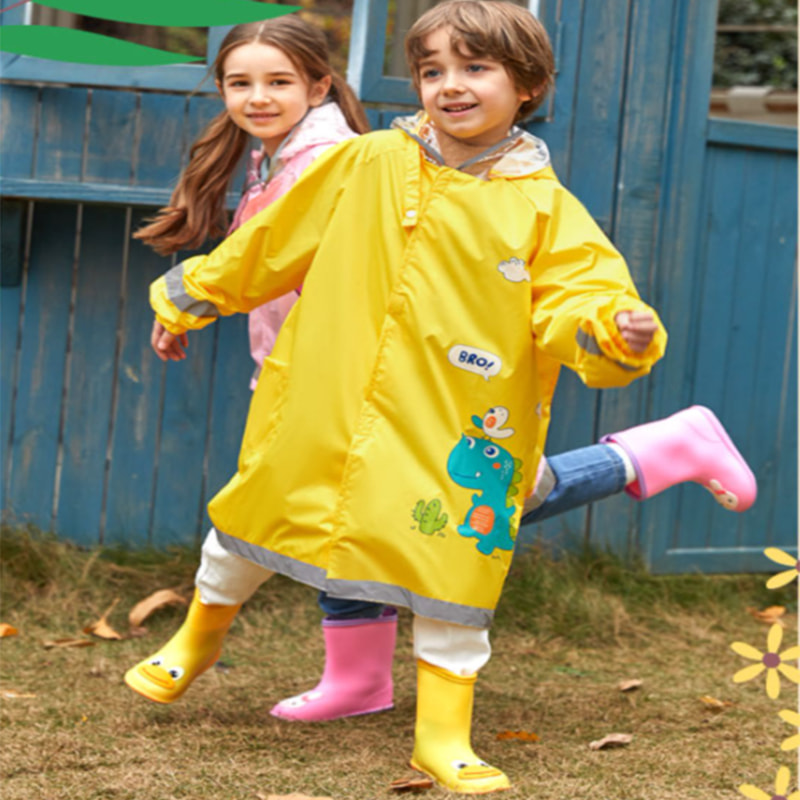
left=410, top=659, right=510, bottom=794
left=125, top=589, right=241, bottom=704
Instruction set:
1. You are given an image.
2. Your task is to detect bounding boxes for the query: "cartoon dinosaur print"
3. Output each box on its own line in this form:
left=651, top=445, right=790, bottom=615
left=447, top=434, right=521, bottom=556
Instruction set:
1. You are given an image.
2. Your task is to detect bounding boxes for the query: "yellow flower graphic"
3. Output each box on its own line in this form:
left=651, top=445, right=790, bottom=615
left=731, top=623, right=800, bottom=699
left=739, top=765, right=799, bottom=800
left=764, top=548, right=800, bottom=589
left=779, top=709, right=800, bottom=751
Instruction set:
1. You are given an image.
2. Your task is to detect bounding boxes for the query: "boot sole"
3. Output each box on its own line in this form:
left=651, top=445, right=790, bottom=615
left=270, top=701, right=394, bottom=722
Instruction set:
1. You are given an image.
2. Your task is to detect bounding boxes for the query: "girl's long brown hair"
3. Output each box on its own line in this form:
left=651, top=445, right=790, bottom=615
left=135, top=16, right=370, bottom=255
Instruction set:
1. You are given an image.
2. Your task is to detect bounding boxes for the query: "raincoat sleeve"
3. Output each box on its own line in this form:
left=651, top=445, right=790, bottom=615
left=529, top=185, right=667, bottom=388
left=149, top=139, right=358, bottom=335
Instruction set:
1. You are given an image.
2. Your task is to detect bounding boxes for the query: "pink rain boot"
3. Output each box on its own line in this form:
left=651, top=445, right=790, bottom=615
left=270, top=607, right=396, bottom=722
left=600, top=405, right=757, bottom=511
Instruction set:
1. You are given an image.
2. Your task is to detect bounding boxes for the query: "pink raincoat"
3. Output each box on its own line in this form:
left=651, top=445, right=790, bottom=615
left=229, top=102, right=359, bottom=387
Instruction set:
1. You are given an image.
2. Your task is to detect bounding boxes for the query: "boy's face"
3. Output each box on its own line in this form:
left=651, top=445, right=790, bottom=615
left=417, top=27, right=532, bottom=149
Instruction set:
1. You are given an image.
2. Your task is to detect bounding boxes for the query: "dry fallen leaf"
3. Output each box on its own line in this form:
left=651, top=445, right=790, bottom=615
left=42, top=638, right=95, bottom=650
left=83, top=598, right=123, bottom=640
left=618, top=679, right=643, bottom=692
left=389, top=775, right=435, bottom=792
left=1, top=689, right=37, bottom=699
left=496, top=730, right=540, bottom=742
left=747, top=606, right=786, bottom=626
left=589, top=733, right=633, bottom=750
left=128, top=589, right=188, bottom=628
left=0, top=624, right=19, bottom=638
left=699, top=695, right=734, bottom=712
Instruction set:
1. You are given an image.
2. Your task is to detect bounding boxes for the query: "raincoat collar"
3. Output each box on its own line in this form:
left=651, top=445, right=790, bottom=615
left=242, top=102, right=358, bottom=191
left=391, top=111, right=551, bottom=180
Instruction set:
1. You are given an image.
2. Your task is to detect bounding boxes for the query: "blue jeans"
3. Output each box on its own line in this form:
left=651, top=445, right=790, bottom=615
left=318, top=444, right=627, bottom=618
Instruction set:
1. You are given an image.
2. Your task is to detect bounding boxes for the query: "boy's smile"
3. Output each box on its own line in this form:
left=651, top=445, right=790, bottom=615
left=417, top=27, right=532, bottom=162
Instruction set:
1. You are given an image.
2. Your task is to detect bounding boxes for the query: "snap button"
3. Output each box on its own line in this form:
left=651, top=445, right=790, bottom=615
left=405, top=209, right=417, bottom=218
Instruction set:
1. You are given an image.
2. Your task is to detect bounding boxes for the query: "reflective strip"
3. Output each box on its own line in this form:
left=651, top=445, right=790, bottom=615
left=575, top=328, right=638, bottom=372
left=165, top=263, right=220, bottom=319
left=215, top=528, right=494, bottom=629
left=575, top=327, right=602, bottom=356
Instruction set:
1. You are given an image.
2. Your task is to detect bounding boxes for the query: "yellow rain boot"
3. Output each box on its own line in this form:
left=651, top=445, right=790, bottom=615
left=410, top=660, right=510, bottom=794
left=124, top=590, right=241, bottom=704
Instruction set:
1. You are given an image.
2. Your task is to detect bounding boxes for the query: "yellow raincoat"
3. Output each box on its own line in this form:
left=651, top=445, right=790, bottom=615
left=151, top=115, right=667, bottom=628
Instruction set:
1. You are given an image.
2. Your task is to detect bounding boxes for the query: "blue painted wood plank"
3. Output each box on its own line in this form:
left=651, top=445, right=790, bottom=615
left=693, top=148, right=766, bottom=551
left=1, top=199, right=26, bottom=287
left=591, top=0, right=678, bottom=558
left=0, top=84, right=38, bottom=180
left=56, top=205, right=127, bottom=547
left=149, top=315, right=217, bottom=547
left=347, top=0, right=391, bottom=102
left=200, top=315, right=251, bottom=533
left=642, top=0, right=725, bottom=572
left=566, top=0, right=629, bottom=229
left=714, top=151, right=779, bottom=550
left=133, top=93, right=186, bottom=188
left=84, top=90, right=138, bottom=185
left=651, top=546, right=796, bottom=576
left=0, top=60, right=214, bottom=93
left=0, top=178, right=240, bottom=209
left=1, top=281, right=22, bottom=521
left=707, top=118, right=798, bottom=153
left=769, top=303, right=797, bottom=549
left=526, top=0, right=581, bottom=180
left=103, top=209, right=169, bottom=547
left=738, top=150, right=797, bottom=549
left=7, top=202, right=76, bottom=530
left=34, top=87, right=88, bottom=182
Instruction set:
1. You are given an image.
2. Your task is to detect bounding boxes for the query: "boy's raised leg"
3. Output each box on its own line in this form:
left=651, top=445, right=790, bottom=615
left=601, top=405, right=757, bottom=511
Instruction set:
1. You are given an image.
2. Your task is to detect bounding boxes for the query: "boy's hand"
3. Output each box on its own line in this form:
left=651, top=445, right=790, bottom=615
left=151, top=320, right=188, bottom=361
left=614, top=311, right=658, bottom=353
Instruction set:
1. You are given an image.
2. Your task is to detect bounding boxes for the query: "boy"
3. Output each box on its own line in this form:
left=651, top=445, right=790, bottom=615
left=133, top=1, right=667, bottom=792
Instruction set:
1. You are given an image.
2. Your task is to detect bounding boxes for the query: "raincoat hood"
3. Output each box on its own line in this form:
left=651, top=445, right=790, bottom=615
left=391, top=111, right=551, bottom=179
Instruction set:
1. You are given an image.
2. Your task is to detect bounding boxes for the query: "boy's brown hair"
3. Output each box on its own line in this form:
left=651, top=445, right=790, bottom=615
left=405, top=0, right=555, bottom=121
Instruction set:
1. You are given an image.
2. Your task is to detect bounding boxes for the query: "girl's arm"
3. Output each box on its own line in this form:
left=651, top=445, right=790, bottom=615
left=150, top=138, right=360, bottom=336
left=529, top=186, right=667, bottom=388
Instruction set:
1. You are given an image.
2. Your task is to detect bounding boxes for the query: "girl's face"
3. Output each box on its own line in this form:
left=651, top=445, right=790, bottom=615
left=218, top=41, right=332, bottom=157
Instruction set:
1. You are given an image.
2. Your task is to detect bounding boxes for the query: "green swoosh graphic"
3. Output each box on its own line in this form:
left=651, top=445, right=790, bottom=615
left=14, top=0, right=298, bottom=26
left=0, top=26, right=205, bottom=65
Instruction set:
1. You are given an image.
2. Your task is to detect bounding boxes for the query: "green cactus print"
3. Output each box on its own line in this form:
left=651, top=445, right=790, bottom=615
left=412, top=498, right=449, bottom=535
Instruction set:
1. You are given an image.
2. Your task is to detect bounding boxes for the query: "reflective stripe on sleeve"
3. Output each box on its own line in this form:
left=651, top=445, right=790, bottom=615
left=165, top=262, right=221, bottom=319
left=575, top=328, right=638, bottom=372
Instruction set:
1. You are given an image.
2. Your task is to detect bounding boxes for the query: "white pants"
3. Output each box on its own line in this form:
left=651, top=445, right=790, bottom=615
left=196, top=528, right=491, bottom=676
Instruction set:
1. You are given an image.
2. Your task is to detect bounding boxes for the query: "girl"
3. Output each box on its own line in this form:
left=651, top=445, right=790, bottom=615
left=127, top=7, right=756, bottom=770
left=135, top=15, right=369, bottom=387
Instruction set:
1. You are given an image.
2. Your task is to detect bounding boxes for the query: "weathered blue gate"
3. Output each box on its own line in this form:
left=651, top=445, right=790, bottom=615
left=1, top=0, right=796, bottom=571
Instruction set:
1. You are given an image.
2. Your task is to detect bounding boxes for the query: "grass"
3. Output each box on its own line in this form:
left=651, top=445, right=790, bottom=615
left=0, top=525, right=797, bottom=799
